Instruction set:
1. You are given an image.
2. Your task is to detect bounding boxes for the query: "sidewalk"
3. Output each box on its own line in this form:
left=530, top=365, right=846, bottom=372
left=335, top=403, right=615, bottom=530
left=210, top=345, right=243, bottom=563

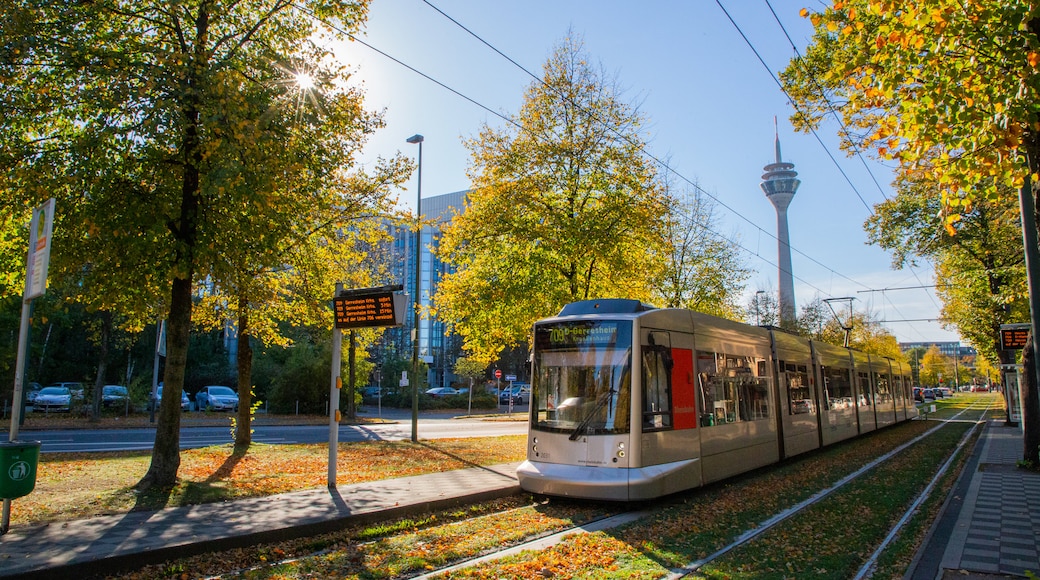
left=908, top=419, right=1040, bottom=579
left=0, top=463, right=522, bottom=579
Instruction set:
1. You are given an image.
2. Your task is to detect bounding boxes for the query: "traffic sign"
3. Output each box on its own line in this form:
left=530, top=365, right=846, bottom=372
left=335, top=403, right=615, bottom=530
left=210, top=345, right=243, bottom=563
left=494, top=369, right=502, bottom=379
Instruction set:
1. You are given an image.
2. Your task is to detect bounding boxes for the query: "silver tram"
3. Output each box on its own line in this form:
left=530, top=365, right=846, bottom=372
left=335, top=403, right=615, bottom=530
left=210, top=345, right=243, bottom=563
left=515, top=299, right=917, bottom=501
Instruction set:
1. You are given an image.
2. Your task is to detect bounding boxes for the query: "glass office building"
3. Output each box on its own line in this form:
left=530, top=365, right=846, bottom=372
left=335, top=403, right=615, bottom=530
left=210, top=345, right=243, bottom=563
left=373, top=190, right=468, bottom=388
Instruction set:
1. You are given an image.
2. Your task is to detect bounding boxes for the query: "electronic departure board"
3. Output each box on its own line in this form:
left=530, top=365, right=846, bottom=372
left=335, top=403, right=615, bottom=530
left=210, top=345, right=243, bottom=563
left=333, top=290, right=406, bottom=329
left=1000, top=324, right=1031, bottom=350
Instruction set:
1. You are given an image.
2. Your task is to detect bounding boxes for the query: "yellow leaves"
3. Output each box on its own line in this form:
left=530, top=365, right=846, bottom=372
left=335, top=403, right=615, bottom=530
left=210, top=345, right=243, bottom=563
left=800, top=7, right=809, bottom=18
left=1030, top=52, right=1040, bottom=68
left=943, top=212, right=961, bottom=236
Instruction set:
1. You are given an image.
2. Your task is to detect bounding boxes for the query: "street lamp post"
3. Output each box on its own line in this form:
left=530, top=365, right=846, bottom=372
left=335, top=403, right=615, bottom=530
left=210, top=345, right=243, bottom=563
left=406, top=134, right=423, bottom=443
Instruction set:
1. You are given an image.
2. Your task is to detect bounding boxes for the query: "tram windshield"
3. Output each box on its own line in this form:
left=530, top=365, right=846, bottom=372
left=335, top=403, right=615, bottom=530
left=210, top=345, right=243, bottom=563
left=531, top=319, right=632, bottom=436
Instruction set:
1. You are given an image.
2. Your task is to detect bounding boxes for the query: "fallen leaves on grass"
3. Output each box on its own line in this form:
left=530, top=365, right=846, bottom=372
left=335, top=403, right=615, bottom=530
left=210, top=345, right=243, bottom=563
left=12, top=436, right=525, bottom=526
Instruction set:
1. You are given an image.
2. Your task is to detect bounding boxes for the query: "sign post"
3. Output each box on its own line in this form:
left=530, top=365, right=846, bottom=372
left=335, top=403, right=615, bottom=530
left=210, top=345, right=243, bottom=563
left=328, top=285, right=404, bottom=489
left=4, top=199, right=54, bottom=535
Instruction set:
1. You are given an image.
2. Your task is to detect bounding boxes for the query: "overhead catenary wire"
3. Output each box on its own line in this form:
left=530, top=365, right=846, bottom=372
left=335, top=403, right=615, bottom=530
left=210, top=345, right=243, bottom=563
left=417, top=0, right=877, bottom=296
left=301, top=2, right=947, bottom=337
left=755, top=0, right=944, bottom=315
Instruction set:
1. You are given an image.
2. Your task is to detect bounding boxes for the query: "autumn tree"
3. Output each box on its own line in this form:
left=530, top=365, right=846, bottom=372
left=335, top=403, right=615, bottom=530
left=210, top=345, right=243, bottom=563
left=0, top=0, right=384, bottom=487
left=435, top=35, right=669, bottom=364
left=784, top=0, right=1040, bottom=463
left=865, top=179, right=1027, bottom=375
left=657, top=180, right=750, bottom=318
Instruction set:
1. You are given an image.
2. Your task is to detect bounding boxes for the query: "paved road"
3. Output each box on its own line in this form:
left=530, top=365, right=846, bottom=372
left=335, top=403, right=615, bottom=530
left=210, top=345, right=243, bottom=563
left=29, top=410, right=528, bottom=453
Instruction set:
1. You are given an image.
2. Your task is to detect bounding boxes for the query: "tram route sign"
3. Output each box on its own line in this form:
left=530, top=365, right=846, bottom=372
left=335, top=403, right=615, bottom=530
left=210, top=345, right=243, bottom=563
left=333, top=285, right=407, bottom=329
left=999, top=323, right=1031, bottom=350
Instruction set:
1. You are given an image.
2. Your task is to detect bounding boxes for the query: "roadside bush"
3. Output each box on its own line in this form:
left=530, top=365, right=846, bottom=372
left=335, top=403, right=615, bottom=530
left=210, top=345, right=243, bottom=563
left=264, top=342, right=330, bottom=414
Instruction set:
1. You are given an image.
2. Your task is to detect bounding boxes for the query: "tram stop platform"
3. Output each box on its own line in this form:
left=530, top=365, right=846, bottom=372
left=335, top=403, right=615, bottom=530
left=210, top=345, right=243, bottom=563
left=908, top=419, right=1040, bottom=579
left=0, top=420, right=1036, bottom=579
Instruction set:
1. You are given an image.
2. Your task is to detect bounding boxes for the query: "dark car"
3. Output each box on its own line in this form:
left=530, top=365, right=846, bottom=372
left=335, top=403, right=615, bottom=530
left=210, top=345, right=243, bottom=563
left=499, top=384, right=531, bottom=405
left=361, top=386, right=382, bottom=401
left=25, top=382, right=43, bottom=404
left=101, top=385, right=129, bottom=409
left=155, top=385, right=192, bottom=411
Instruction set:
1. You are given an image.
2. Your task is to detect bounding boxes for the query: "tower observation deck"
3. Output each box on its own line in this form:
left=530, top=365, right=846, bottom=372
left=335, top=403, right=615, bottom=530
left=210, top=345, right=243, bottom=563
left=760, top=125, right=800, bottom=326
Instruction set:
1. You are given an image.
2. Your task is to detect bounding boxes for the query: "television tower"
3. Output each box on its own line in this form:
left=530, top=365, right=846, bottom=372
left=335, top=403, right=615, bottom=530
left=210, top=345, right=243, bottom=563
left=760, top=119, right=800, bottom=326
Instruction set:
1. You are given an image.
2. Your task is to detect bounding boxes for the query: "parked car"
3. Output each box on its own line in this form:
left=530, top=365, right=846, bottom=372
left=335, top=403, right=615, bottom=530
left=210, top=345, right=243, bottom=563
left=425, top=387, right=460, bottom=398
left=196, top=385, right=238, bottom=411
left=361, top=386, right=382, bottom=400
left=499, top=384, right=531, bottom=405
left=25, top=382, right=43, bottom=403
left=921, top=388, right=935, bottom=400
left=101, top=385, right=129, bottom=409
left=933, top=388, right=944, bottom=399
left=34, top=386, right=72, bottom=412
left=46, top=382, right=85, bottom=400
left=155, top=385, right=192, bottom=411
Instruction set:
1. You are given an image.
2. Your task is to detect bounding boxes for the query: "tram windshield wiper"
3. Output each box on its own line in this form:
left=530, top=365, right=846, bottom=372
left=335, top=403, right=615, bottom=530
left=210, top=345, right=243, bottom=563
left=568, top=387, right=615, bottom=441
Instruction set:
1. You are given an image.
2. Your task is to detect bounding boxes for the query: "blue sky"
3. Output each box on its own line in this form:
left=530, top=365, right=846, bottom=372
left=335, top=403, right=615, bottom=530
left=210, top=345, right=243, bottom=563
left=335, top=0, right=959, bottom=344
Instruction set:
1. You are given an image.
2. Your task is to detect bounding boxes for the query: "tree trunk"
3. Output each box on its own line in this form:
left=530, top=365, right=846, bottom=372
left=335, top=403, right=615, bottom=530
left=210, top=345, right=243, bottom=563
left=137, top=5, right=210, bottom=491
left=138, top=276, right=190, bottom=489
left=235, top=294, right=252, bottom=448
left=1024, top=334, right=1040, bottom=464
left=90, top=312, right=112, bottom=422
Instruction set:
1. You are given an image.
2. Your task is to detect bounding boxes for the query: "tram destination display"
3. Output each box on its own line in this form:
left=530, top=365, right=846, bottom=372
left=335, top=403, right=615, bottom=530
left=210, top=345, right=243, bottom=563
left=333, top=289, right=406, bottom=329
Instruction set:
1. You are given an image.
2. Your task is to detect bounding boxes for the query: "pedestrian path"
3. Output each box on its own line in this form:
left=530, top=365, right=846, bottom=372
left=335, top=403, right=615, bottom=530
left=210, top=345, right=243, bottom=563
left=909, top=419, right=1040, bottom=579
left=0, top=463, right=521, bottom=579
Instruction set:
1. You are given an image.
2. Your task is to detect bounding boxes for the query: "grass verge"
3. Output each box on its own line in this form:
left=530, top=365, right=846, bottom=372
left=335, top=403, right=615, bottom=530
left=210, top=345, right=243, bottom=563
left=13, top=435, right=526, bottom=526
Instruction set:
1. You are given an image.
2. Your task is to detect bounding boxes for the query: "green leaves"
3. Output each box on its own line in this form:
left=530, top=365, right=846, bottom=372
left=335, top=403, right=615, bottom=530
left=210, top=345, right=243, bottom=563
left=438, top=36, right=668, bottom=363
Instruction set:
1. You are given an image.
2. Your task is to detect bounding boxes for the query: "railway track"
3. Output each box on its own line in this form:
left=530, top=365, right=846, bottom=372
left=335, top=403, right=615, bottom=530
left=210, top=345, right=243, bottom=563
left=123, top=396, right=997, bottom=579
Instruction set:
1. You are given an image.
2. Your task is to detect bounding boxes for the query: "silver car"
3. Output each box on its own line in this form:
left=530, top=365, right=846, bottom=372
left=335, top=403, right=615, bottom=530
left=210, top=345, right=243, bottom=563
left=196, top=385, right=239, bottom=412
left=34, top=386, right=72, bottom=412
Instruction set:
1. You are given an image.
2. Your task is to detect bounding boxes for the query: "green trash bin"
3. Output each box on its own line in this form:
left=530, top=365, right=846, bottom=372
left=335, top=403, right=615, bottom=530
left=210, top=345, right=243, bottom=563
left=0, top=440, right=41, bottom=499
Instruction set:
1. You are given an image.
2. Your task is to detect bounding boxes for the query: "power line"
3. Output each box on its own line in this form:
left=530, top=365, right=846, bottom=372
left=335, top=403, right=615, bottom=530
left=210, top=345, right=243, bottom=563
left=418, top=0, right=877, bottom=295
left=714, top=0, right=876, bottom=215
left=722, top=0, right=945, bottom=317
left=301, top=2, right=947, bottom=336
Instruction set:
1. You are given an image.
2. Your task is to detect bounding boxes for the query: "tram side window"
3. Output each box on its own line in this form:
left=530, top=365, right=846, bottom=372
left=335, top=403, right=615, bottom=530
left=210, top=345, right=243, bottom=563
left=874, top=372, right=891, bottom=404
left=786, top=363, right=813, bottom=415
left=696, top=350, right=771, bottom=425
left=857, top=372, right=873, bottom=406
left=642, top=345, right=673, bottom=431
left=822, top=366, right=854, bottom=410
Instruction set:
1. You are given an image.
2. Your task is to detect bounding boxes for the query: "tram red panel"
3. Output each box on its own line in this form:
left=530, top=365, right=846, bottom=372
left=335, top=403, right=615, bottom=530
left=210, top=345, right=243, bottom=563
left=672, top=348, right=697, bottom=429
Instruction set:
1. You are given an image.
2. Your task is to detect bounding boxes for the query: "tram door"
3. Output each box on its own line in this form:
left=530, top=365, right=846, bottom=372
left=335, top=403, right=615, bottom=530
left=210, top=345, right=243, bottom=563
left=639, top=330, right=701, bottom=491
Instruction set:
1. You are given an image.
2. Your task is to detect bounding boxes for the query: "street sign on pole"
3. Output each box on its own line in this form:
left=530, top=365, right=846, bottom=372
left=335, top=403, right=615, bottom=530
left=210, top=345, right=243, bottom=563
left=25, top=199, right=55, bottom=301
